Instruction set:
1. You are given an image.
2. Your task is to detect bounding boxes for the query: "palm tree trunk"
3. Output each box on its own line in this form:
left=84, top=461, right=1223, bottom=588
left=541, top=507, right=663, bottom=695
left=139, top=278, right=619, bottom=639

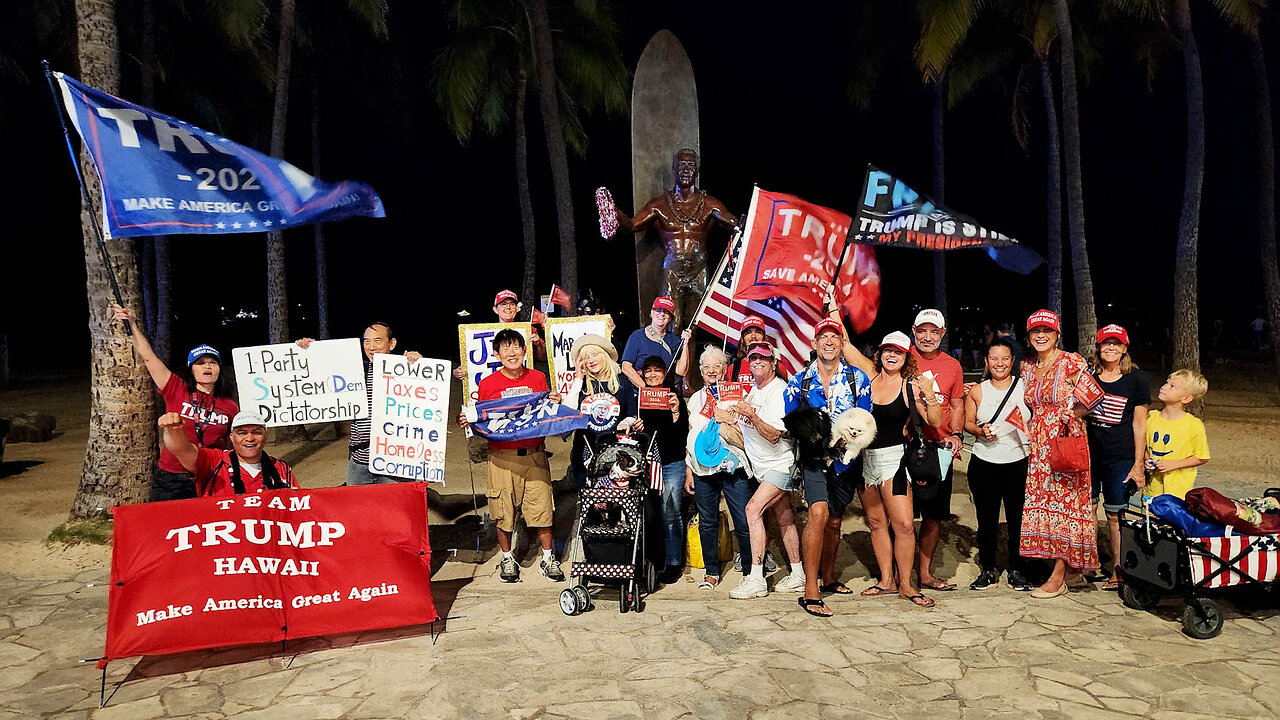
left=266, top=0, right=296, bottom=343
left=516, top=70, right=538, bottom=314
left=311, top=69, right=329, bottom=339
left=138, top=0, right=170, bottom=360
left=1171, top=0, right=1204, bottom=414
left=72, top=0, right=157, bottom=517
left=1051, top=0, right=1097, bottom=351
left=931, top=80, right=948, bottom=351
left=1249, top=34, right=1280, bottom=378
left=1040, top=57, right=1064, bottom=320
left=527, top=0, right=577, bottom=311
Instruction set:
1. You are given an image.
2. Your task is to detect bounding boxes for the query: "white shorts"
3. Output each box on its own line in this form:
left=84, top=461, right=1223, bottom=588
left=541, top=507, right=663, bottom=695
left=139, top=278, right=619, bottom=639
left=862, top=445, right=904, bottom=488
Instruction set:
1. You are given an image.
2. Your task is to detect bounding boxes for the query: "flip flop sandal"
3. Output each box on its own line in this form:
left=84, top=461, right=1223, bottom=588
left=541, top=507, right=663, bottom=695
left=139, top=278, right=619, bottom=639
left=859, top=584, right=896, bottom=597
left=901, top=593, right=935, bottom=608
left=798, top=597, right=833, bottom=617
left=920, top=579, right=957, bottom=591
left=818, top=581, right=854, bottom=594
left=1102, top=578, right=1123, bottom=591
left=698, top=576, right=718, bottom=590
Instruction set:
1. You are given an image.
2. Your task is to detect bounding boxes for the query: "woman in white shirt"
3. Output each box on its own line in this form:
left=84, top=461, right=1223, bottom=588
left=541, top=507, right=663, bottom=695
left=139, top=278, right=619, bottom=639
left=726, top=342, right=805, bottom=600
left=963, top=336, right=1033, bottom=592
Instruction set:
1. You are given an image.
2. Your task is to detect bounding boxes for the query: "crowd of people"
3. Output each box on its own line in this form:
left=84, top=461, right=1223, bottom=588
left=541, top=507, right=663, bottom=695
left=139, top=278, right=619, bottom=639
left=112, top=289, right=1213, bottom=618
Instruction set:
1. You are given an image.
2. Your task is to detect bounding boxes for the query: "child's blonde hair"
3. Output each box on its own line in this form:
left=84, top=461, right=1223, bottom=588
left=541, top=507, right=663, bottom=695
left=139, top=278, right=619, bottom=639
left=1169, top=369, right=1209, bottom=401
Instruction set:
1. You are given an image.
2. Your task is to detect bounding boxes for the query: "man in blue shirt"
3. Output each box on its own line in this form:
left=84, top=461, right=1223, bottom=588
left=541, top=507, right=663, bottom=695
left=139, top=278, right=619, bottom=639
left=784, top=318, right=872, bottom=617
left=620, top=296, right=690, bottom=388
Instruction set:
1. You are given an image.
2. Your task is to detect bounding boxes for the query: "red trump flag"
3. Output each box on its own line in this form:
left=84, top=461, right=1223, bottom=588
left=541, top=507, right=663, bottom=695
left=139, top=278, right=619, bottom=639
left=103, top=483, right=436, bottom=663
left=733, top=188, right=881, bottom=333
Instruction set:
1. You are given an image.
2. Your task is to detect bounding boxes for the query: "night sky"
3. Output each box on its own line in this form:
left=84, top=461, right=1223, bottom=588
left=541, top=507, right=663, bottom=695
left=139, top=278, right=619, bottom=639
left=3, top=0, right=1278, bottom=373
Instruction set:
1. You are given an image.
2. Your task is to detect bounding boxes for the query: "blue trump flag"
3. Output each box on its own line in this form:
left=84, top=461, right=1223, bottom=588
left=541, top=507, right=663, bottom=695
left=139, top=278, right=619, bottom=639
left=53, top=72, right=384, bottom=239
left=467, top=392, right=589, bottom=443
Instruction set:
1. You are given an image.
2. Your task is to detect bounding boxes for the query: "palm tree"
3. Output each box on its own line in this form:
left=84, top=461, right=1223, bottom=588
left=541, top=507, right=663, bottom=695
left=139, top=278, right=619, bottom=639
left=265, top=0, right=296, bottom=344
left=1051, top=0, right=1098, bottom=351
left=432, top=0, right=629, bottom=313
left=529, top=0, right=574, bottom=308
left=1213, top=0, right=1280, bottom=374
left=1169, top=0, right=1205, bottom=404
left=135, top=0, right=172, bottom=360
left=70, top=0, right=158, bottom=517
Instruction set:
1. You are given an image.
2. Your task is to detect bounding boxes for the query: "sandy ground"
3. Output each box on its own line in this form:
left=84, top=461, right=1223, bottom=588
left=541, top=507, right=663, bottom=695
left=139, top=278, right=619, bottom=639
left=1, top=362, right=1277, bottom=580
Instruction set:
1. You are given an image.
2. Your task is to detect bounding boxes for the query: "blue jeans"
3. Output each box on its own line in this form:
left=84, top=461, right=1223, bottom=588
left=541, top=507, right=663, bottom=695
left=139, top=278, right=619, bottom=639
left=693, top=469, right=751, bottom=578
left=659, top=461, right=687, bottom=567
left=347, top=459, right=399, bottom=486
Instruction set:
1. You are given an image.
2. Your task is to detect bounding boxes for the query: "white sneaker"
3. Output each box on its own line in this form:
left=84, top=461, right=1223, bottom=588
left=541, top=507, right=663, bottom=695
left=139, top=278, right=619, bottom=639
left=729, top=575, right=769, bottom=599
left=776, top=573, right=806, bottom=593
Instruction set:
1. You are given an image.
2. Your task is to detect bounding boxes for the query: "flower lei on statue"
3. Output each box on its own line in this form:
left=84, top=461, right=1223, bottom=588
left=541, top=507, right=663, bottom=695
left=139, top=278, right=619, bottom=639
left=596, top=187, right=618, bottom=239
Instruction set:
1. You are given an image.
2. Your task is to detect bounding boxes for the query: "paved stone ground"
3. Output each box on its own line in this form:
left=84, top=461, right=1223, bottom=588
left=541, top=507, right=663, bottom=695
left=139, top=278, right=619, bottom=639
left=2, top=536, right=1279, bottom=720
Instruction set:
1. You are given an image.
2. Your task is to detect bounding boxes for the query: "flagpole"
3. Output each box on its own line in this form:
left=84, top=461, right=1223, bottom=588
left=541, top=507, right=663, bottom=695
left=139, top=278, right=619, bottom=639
left=42, top=61, right=131, bottom=334
left=824, top=166, right=874, bottom=318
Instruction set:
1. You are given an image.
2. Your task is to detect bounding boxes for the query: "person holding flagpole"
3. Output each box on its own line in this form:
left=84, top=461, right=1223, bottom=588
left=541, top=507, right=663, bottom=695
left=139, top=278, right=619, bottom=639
left=111, top=303, right=239, bottom=502
left=453, top=290, right=545, bottom=380
left=620, top=296, right=691, bottom=388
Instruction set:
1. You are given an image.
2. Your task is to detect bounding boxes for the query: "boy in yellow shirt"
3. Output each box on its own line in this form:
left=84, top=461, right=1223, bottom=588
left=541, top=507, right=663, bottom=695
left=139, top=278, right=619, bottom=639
left=1143, top=369, right=1210, bottom=499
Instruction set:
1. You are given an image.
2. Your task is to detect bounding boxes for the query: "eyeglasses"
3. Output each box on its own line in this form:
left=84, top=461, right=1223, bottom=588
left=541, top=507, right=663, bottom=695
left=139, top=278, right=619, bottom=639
left=700, top=363, right=726, bottom=370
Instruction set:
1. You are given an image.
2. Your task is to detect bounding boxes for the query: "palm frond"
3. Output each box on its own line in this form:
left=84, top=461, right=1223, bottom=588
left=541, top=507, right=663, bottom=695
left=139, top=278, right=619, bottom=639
left=206, top=0, right=268, bottom=45
left=915, top=0, right=982, bottom=81
left=1209, top=0, right=1265, bottom=35
left=344, top=0, right=389, bottom=36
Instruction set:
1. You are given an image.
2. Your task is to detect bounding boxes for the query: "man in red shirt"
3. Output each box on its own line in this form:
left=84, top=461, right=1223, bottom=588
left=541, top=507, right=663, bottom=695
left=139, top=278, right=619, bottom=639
left=458, top=329, right=564, bottom=583
left=836, top=307, right=965, bottom=592
left=159, top=411, right=298, bottom=496
left=906, top=309, right=965, bottom=591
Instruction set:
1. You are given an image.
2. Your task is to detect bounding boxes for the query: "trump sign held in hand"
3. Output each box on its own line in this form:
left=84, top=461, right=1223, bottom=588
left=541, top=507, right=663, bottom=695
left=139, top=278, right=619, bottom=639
left=369, top=355, right=451, bottom=482
left=51, top=72, right=383, bottom=239
left=232, top=339, right=366, bottom=427
left=545, top=315, right=613, bottom=396
left=103, top=484, right=436, bottom=663
left=458, top=323, right=533, bottom=403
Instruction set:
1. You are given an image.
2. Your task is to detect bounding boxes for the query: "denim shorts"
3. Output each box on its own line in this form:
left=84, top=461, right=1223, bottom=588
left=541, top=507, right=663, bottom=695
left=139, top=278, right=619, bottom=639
left=757, top=468, right=797, bottom=492
left=1091, top=457, right=1133, bottom=512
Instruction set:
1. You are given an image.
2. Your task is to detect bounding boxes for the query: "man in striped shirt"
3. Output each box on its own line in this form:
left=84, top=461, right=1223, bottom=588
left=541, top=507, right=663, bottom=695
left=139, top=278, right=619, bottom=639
left=298, top=323, right=420, bottom=485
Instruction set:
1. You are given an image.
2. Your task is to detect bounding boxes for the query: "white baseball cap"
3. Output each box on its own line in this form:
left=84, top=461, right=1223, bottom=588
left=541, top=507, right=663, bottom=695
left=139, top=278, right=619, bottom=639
left=879, top=331, right=911, bottom=353
left=913, top=309, right=946, bottom=329
left=231, top=411, right=268, bottom=429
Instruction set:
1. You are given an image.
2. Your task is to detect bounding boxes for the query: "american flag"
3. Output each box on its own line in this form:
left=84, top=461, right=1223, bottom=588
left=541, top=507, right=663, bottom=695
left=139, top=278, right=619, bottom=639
left=1188, top=535, right=1280, bottom=588
left=694, top=234, right=821, bottom=378
left=646, top=434, right=663, bottom=491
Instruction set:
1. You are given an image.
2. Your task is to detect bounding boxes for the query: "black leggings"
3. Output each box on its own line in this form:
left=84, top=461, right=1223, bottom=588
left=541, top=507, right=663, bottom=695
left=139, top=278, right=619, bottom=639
left=967, top=455, right=1029, bottom=572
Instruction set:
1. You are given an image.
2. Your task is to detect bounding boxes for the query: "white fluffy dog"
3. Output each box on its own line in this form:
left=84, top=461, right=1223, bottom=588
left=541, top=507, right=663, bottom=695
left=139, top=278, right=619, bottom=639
left=830, top=408, right=877, bottom=466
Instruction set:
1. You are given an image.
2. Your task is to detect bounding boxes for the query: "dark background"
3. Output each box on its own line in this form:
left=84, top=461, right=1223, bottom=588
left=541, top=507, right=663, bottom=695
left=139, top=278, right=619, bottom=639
left=2, top=0, right=1277, bottom=373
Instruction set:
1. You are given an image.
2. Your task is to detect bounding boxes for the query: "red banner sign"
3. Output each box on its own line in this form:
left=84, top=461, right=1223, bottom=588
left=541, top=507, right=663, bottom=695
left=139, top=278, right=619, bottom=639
left=104, top=483, right=437, bottom=663
left=639, top=387, right=673, bottom=411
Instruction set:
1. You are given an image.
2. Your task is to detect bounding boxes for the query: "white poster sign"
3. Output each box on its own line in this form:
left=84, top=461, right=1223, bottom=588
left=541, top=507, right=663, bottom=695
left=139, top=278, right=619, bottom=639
left=545, top=315, right=612, bottom=396
left=232, top=338, right=366, bottom=427
left=369, top=354, right=451, bottom=482
left=458, top=322, right=532, bottom=402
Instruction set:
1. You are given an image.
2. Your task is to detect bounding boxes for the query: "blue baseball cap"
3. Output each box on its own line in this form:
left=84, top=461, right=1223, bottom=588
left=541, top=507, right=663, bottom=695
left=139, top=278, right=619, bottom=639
left=187, top=344, right=221, bottom=367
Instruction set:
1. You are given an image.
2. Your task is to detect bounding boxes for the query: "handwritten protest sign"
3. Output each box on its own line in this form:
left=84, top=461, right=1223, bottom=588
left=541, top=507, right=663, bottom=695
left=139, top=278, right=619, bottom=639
left=545, top=315, right=613, bottom=396
left=232, top=339, right=365, bottom=427
left=369, top=355, right=451, bottom=482
left=458, top=323, right=532, bottom=403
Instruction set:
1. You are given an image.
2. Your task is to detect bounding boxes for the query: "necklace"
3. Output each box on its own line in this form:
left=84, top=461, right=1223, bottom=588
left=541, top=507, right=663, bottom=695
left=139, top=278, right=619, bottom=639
left=666, top=189, right=706, bottom=225
left=1035, top=350, right=1060, bottom=369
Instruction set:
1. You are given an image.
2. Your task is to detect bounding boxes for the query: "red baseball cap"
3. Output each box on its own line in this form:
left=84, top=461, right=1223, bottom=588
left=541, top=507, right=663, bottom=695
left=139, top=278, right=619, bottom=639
left=1026, top=309, right=1060, bottom=332
left=652, top=296, right=676, bottom=313
left=814, top=318, right=843, bottom=338
left=1096, top=324, right=1130, bottom=345
left=740, top=315, right=766, bottom=333
left=493, top=289, right=518, bottom=306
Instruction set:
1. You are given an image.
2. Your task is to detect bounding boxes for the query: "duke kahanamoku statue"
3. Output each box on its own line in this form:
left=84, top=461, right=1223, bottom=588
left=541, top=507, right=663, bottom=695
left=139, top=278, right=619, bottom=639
left=614, top=149, right=738, bottom=329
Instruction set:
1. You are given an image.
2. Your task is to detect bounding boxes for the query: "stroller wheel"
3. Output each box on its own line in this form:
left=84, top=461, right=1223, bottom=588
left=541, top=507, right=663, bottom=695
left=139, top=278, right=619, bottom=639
left=1121, top=580, right=1159, bottom=611
left=572, top=586, right=591, bottom=613
left=1182, top=598, right=1224, bottom=639
left=619, top=586, right=631, bottom=614
left=559, top=588, right=579, bottom=616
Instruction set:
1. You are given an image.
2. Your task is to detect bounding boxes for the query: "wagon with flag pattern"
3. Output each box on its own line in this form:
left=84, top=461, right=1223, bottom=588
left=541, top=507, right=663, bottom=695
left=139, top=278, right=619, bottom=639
left=1117, top=491, right=1280, bottom=639
left=559, top=432, right=663, bottom=616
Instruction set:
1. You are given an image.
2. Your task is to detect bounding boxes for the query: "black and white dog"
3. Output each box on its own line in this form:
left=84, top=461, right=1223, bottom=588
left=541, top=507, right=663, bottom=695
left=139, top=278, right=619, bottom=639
left=783, top=407, right=877, bottom=466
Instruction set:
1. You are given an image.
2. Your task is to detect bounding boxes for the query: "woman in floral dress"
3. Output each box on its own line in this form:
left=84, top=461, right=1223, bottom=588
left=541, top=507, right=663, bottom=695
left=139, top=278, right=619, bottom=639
left=1019, top=310, right=1098, bottom=598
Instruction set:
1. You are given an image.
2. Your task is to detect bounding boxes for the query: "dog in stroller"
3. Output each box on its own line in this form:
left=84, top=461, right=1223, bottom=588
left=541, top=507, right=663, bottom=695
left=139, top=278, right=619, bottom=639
left=559, top=432, right=663, bottom=615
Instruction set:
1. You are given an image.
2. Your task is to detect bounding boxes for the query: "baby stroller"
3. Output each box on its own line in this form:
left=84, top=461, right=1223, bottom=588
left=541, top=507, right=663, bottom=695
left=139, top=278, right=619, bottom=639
left=559, top=432, right=661, bottom=615
left=1117, top=489, right=1280, bottom=639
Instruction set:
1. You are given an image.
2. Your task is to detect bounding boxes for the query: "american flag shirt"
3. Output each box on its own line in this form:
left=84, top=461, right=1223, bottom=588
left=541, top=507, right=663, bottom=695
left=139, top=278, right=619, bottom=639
left=1084, top=369, right=1151, bottom=462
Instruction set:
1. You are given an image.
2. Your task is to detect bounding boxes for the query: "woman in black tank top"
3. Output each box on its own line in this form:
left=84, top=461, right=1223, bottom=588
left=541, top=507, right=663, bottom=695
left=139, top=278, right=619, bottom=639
left=858, top=333, right=943, bottom=608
